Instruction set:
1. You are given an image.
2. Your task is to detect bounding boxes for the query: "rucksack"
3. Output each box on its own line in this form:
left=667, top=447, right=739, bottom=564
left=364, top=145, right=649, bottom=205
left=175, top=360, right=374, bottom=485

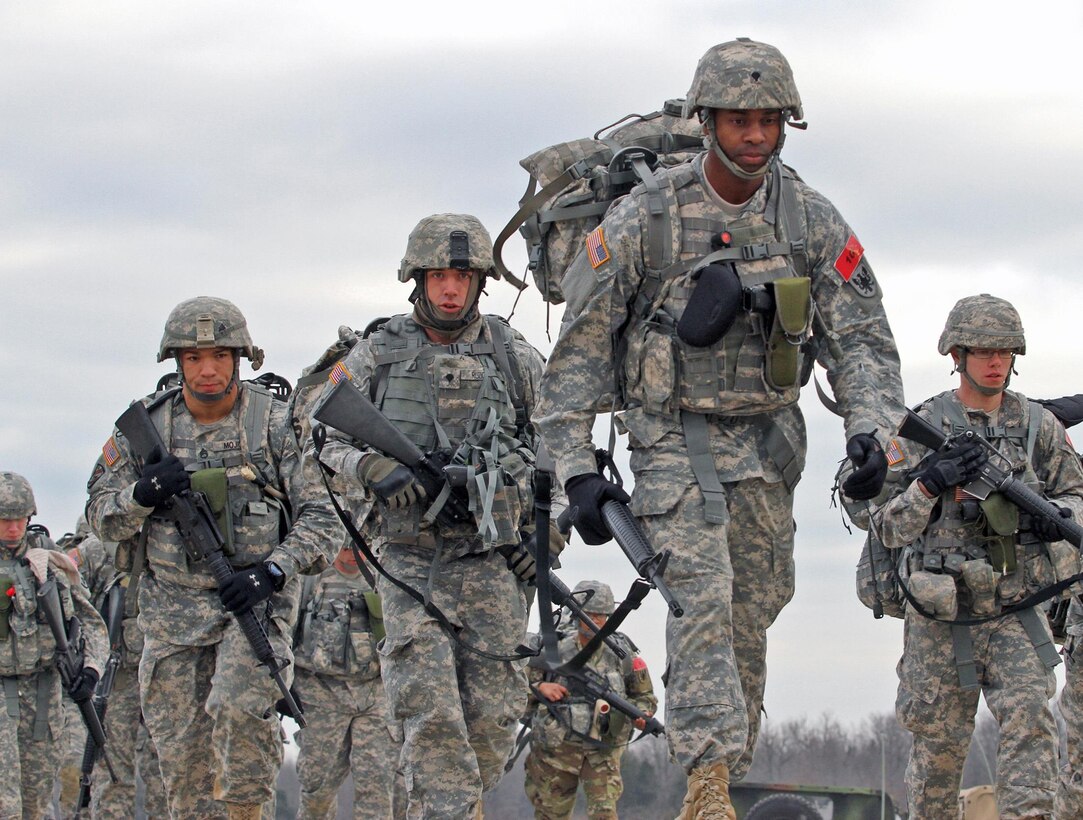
left=493, top=99, right=704, bottom=304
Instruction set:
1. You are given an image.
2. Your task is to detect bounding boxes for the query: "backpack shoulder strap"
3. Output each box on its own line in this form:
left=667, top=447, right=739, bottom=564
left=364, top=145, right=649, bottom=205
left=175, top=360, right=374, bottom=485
left=483, top=315, right=528, bottom=434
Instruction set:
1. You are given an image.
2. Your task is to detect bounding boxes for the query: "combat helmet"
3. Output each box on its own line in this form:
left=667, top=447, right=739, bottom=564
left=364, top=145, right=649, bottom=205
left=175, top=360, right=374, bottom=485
left=0, top=472, right=36, bottom=519
left=157, top=296, right=265, bottom=370
left=398, top=214, right=498, bottom=283
left=684, top=38, right=805, bottom=181
left=938, top=294, right=1026, bottom=355
left=572, top=579, right=615, bottom=616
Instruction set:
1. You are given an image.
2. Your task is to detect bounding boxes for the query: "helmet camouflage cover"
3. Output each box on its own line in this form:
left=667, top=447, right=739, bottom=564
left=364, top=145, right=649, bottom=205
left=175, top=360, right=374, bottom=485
left=938, top=294, right=1026, bottom=355
left=684, top=37, right=803, bottom=121
left=398, top=213, right=498, bottom=283
left=158, top=296, right=264, bottom=369
left=0, top=472, right=36, bottom=518
left=572, top=579, right=615, bottom=616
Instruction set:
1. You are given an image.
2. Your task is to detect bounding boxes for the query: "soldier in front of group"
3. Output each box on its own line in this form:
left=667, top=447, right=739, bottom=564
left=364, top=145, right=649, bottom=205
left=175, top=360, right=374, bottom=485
left=872, top=295, right=1083, bottom=819
left=307, top=213, right=549, bottom=818
left=534, top=38, right=903, bottom=819
left=292, top=543, right=399, bottom=818
left=85, top=297, right=339, bottom=820
left=57, top=517, right=167, bottom=819
left=523, top=580, right=656, bottom=820
left=0, top=472, right=108, bottom=819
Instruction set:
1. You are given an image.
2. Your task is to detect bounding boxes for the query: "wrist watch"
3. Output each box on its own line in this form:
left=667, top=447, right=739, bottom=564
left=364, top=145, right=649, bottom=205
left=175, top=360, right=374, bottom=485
left=266, top=561, right=286, bottom=592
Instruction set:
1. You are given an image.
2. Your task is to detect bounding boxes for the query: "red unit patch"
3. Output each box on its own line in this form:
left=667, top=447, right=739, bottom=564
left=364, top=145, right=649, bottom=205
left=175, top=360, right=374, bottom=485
left=834, top=235, right=864, bottom=281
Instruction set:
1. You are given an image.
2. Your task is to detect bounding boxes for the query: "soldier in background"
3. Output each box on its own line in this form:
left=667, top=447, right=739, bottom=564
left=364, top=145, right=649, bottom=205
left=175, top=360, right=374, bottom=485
left=0, top=472, right=108, bottom=819
left=523, top=580, right=655, bottom=820
left=535, top=38, right=903, bottom=819
left=86, top=297, right=339, bottom=820
left=292, top=544, right=398, bottom=818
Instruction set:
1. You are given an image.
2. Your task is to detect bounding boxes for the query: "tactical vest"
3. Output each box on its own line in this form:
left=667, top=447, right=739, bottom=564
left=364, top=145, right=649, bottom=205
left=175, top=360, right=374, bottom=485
left=0, top=533, right=73, bottom=677
left=367, top=315, right=532, bottom=550
left=621, top=160, right=811, bottom=419
left=293, top=569, right=381, bottom=680
left=143, top=384, right=285, bottom=588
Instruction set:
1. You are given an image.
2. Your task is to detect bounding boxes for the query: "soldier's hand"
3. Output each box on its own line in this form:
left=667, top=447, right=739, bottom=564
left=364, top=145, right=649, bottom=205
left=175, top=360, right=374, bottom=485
left=219, top=563, right=278, bottom=614
left=69, top=667, right=99, bottom=705
left=536, top=682, right=568, bottom=702
left=1032, top=505, right=1074, bottom=543
left=917, top=438, right=987, bottom=497
left=842, top=433, right=888, bottom=501
left=502, top=540, right=538, bottom=585
left=357, top=455, right=426, bottom=509
left=564, top=474, right=631, bottom=545
left=133, top=446, right=190, bottom=508
left=274, top=685, right=305, bottom=720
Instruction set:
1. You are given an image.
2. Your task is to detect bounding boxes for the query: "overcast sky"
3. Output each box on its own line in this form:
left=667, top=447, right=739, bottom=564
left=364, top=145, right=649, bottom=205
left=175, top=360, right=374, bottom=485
left=4, top=0, right=1083, bottom=734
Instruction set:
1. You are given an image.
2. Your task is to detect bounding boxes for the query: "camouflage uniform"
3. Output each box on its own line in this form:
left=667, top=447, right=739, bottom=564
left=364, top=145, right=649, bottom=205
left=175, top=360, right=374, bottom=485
left=523, top=583, right=656, bottom=820
left=874, top=296, right=1083, bottom=819
left=535, top=40, right=903, bottom=794
left=1058, top=597, right=1083, bottom=817
left=0, top=474, right=108, bottom=820
left=60, top=529, right=167, bottom=819
left=86, top=297, right=339, bottom=819
left=293, top=561, right=398, bottom=819
left=308, top=214, right=544, bottom=818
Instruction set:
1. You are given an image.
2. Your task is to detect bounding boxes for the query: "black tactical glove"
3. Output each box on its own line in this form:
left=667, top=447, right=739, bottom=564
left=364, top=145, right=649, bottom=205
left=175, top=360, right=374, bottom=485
left=1032, top=505, right=1074, bottom=543
left=842, top=433, right=889, bottom=501
left=69, top=667, right=99, bottom=705
left=564, top=474, right=631, bottom=546
left=133, top=446, right=190, bottom=508
left=916, top=439, right=987, bottom=497
left=357, top=455, right=426, bottom=510
left=274, top=685, right=305, bottom=720
left=218, top=562, right=281, bottom=614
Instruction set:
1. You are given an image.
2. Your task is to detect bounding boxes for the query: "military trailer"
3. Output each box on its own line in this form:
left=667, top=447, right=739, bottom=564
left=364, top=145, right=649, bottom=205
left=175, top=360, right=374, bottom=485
left=731, top=782, right=900, bottom=819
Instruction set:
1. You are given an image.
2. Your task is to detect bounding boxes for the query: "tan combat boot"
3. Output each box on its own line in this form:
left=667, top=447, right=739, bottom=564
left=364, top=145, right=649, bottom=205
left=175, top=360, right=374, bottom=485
left=226, top=802, right=264, bottom=820
left=675, top=762, right=737, bottom=820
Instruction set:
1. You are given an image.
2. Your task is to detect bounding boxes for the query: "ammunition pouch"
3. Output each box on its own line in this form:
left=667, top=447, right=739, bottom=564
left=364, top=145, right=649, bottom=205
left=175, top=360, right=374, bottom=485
left=765, top=276, right=812, bottom=389
left=675, top=262, right=741, bottom=348
left=960, top=559, right=999, bottom=616
left=908, top=569, right=958, bottom=620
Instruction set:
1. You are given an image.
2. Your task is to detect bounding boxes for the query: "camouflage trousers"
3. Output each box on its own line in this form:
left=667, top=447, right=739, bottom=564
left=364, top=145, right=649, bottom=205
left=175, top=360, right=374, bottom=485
left=632, top=472, right=794, bottom=777
left=140, top=619, right=290, bottom=819
left=378, top=543, right=527, bottom=819
left=523, top=741, right=624, bottom=819
left=0, top=669, right=64, bottom=820
left=896, top=607, right=1057, bottom=819
left=294, top=666, right=398, bottom=819
left=1056, top=623, right=1083, bottom=818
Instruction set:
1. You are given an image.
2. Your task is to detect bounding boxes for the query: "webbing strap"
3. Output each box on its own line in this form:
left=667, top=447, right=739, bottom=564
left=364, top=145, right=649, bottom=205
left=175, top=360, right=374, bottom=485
left=680, top=411, right=727, bottom=524
left=1018, top=606, right=1062, bottom=670
left=950, top=624, right=980, bottom=690
left=32, top=668, right=53, bottom=740
left=764, top=418, right=802, bottom=493
left=2, top=677, right=18, bottom=719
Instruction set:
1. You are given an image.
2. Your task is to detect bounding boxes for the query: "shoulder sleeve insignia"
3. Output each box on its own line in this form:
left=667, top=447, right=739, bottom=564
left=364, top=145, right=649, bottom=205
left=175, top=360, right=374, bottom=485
left=328, top=361, right=352, bottom=384
left=632, top=655, right=648, bottom=671
left=585, top=226, right=610, bottom=270
left=833, top=234, right=864, bottom=281
left=87, top=462, right=106, bottom=491
left=102, top=436, right=122, bottom=467
left=847, top=261, right=879, bottom=299
left=885, top=438, right=906, bottom=467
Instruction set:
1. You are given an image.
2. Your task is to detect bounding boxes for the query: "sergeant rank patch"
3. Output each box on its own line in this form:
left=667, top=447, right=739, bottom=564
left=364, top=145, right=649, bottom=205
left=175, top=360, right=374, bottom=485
left=586, top=227, right=610, bottom=269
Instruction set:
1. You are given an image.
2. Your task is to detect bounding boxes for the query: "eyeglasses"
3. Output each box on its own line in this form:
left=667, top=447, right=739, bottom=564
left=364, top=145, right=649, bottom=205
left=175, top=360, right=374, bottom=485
left=967, top=348, right=1016, bottom=360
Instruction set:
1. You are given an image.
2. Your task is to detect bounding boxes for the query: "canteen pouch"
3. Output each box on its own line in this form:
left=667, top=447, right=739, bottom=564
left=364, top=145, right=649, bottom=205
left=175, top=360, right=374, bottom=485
left=766, top=276, right=811, bottom=389
left=190, top=468, right=234, bottom=554
left=960, top=559, right=999, bottom=616
left=980, top=492, right=1018, bottom=574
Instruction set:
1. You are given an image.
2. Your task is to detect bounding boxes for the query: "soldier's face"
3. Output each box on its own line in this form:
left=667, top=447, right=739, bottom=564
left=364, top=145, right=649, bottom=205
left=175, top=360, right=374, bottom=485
left=0, top=518, right=27, bottom=545
left=577, top=611, right=608, bottom=642
left=711, top=108, right=781, bottom=174
left=179, top=347, right=236, bottom=396
left=424, top=268, right=475, bottom=319
left=955, top=348, right=1010, bottom=391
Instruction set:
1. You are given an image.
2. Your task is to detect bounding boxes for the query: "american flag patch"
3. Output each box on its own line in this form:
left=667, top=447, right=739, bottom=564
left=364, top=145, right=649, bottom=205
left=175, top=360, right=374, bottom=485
left=102, top=436, right=121, bottom=467
left=328, top=361, right=352, bottom=384
left=586, top=227, right=610, bottom=269
left=885, top=438, right=905, bottom=467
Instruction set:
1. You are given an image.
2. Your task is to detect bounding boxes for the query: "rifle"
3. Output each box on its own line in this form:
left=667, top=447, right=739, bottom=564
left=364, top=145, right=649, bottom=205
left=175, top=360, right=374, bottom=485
left=114, top=402, right=306, bottom=727
left=312, top=380, right=472, bottom=527
left=73, top=583, right=124, bottom=818
left=37, top=577, right=118, bottom=783
left=898, top=408, right=1083, bottom=547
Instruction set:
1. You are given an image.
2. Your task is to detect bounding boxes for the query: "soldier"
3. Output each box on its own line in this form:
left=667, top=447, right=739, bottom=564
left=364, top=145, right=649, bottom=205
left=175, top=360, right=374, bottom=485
left=0, top=472, right=108, bottom=819
left=873, top=295, right=1083, bottom=818
left=307, top=213, right=550, bottom=818
left=523, top=580, right=656, bottom=820
left=85, top=297, right=339, bottom=820
left=57, top=518, right=168, bottom=819
left=292, top=544, right=398, bottom=818
left=534, top=38, right=903, bottom=818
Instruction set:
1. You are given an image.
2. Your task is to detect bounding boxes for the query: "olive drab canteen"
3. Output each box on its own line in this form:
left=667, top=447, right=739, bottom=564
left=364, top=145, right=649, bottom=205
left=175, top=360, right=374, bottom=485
left=937, top=294, right=1026, bottom=356
left=0, top=472, right=36, bottom=519
left=157, top=296, right=265, bottom=369
left=397, top=213, right=499, bottom=283
left=572, top=579, right=615, bottom=616
left=683, top=37, right=804, bottom=121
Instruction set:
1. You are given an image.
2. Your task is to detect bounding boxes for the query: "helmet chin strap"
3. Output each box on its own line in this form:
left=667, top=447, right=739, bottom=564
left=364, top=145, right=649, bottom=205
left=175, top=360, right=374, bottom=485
left=410, top=273, right=483, bottom=338
left=955, top=350, right=1015, bottom=396
left=703, top=113, right=786, bottom=182
left=177, top=353, right=240, bottom=404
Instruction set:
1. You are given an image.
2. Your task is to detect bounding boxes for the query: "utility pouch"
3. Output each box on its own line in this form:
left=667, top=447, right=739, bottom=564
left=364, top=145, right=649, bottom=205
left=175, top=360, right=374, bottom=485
left=190, top=468, right=234, bottom=555
left=675, top=262, right=742, bottom=348
left=1046, top=540, right=1083, bottom=597
left=765, top=276, right=811, bottom=389
left=980, top=493, right=1018, bottom=574
left=908, top=570, right=958, bottom=620
left=961, top=559, right=999, bottom=616
left=0, top=576, right=12, bottom=641
left=363, top=591, right=385, bottom=644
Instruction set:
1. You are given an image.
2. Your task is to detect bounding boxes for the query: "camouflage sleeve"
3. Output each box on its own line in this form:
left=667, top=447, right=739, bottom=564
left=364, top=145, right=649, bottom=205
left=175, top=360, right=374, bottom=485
left=85, top=402, right=158, bottom=543
left=870, top=402, right=937, bottom=549
left=801, top=185, right=905, bottom=440
left=509, top=330, right=547, bottom=446
left=77, top=537, right=111, bottom=603
left=535, top=198, right=644, bottom=487
left=69, top=579, right=109, bottom=675
left=625, top=652, right=658, bottom=716
left=1035, top=407, right=1083, bottom=520
left=266, top=400, right=341, bottom=579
